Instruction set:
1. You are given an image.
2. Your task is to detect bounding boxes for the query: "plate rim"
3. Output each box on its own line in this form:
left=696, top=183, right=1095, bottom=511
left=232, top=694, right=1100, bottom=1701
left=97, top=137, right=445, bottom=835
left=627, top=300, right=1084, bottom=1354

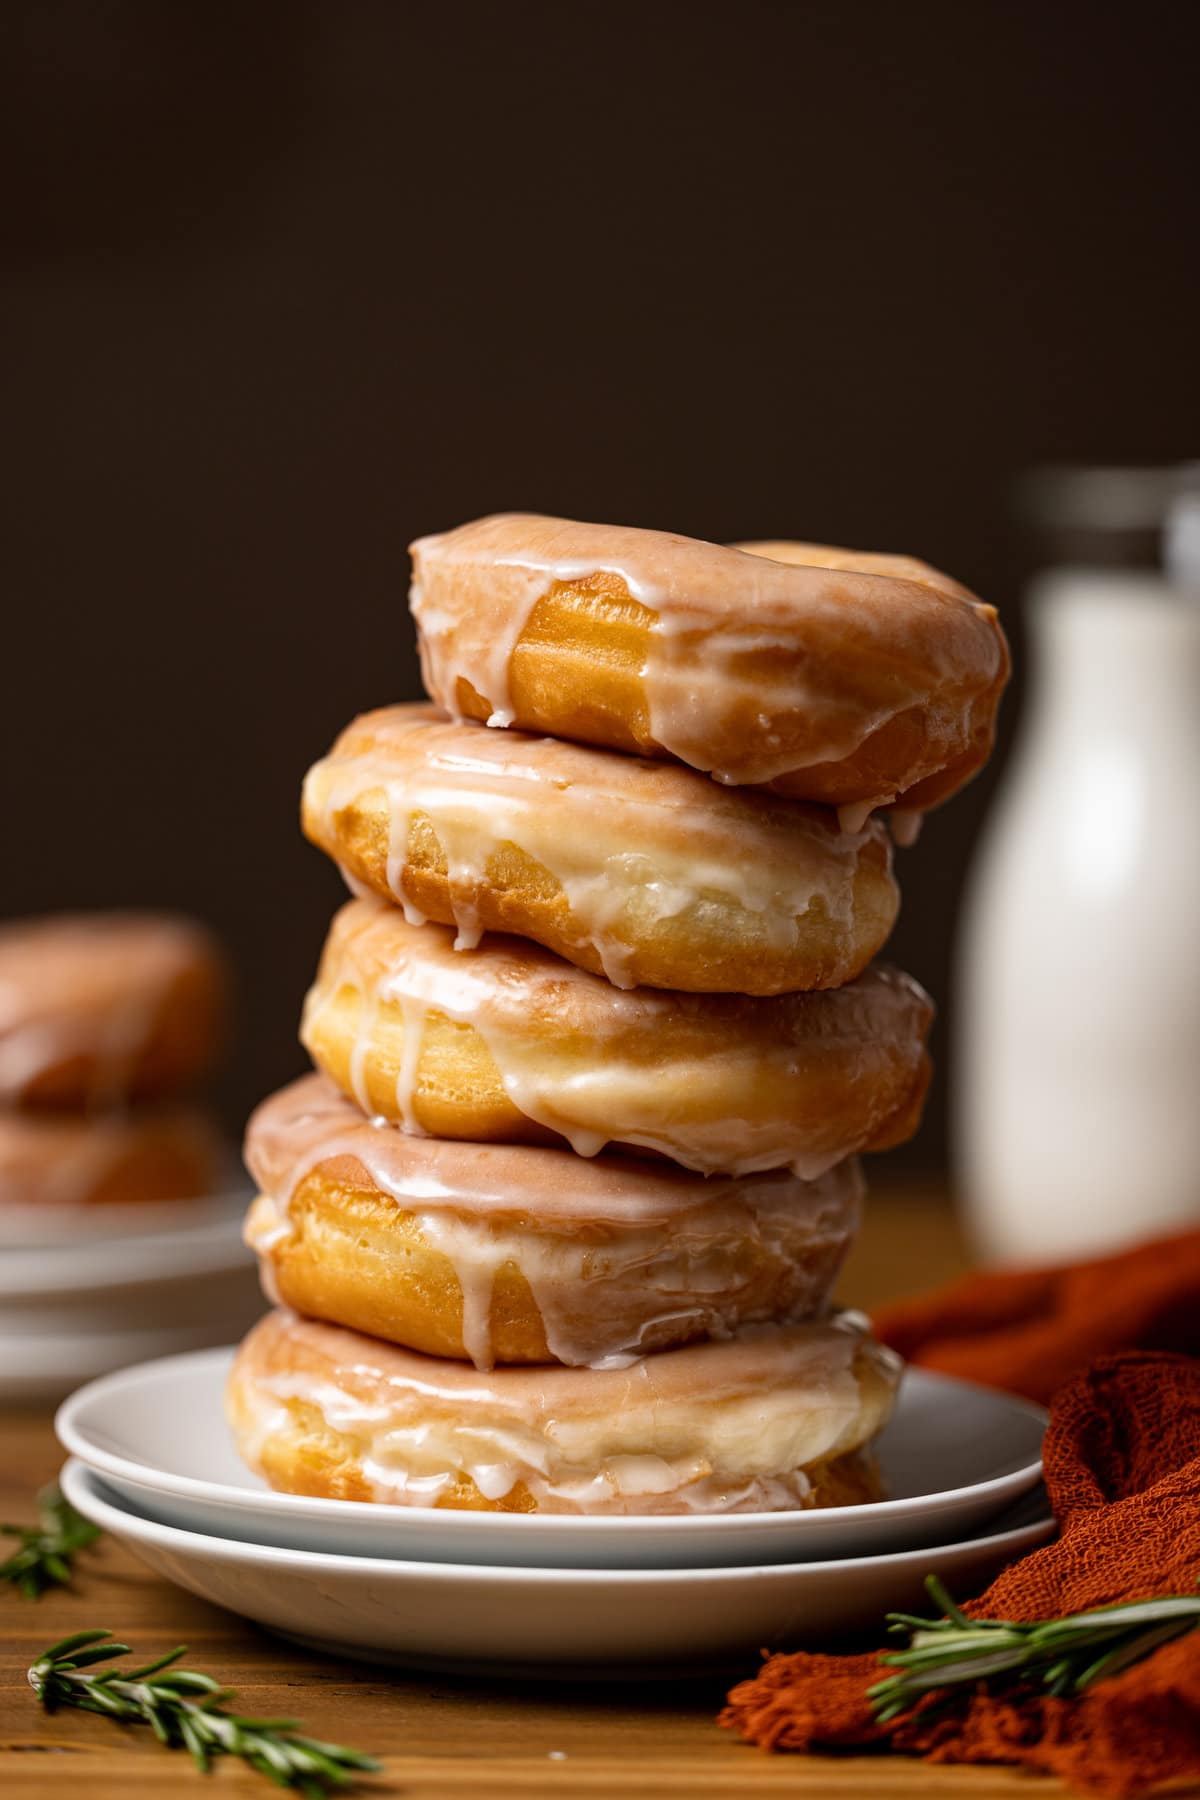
left=62, top=1458, right=1055, bottom=1584
left=0, top=1198, right=254, bottom=1297
left=57, top=1343, right=1046, bottom=1538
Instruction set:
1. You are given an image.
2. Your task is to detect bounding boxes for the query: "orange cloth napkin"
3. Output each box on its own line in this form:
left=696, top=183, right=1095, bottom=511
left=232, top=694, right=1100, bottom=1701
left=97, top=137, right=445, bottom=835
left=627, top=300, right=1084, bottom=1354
left=721, top=1227, right=1200, bottom=1797
left=874, top=1224, right=1200, bottom=1407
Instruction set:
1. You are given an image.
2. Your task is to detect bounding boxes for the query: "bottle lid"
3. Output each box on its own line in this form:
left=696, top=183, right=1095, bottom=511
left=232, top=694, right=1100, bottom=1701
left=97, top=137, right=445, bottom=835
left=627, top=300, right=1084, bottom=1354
left=1016, top=464, right=1181, bottom=569
left=1164, top=463, right=1200, bottom=588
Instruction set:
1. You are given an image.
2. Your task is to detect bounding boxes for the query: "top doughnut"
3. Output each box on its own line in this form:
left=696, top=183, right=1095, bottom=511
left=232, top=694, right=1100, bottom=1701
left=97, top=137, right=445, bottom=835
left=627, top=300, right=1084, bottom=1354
left=410, top=514, right=1009, bottom=817
left=0, top=912, right=227, bottom=1110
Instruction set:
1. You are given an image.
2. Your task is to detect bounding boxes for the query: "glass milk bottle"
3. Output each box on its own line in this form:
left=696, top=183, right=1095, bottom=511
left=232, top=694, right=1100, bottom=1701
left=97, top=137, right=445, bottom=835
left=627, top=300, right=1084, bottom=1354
left=956, top=470, right=1200, bottom=1263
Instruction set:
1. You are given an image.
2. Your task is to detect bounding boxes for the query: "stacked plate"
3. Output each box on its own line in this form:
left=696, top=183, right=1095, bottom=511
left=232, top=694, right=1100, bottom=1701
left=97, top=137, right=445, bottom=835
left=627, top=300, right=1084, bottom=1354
left=1, top=1192, right=261, bottom=1402
left=58, top=1350, right=1052, bottom=1675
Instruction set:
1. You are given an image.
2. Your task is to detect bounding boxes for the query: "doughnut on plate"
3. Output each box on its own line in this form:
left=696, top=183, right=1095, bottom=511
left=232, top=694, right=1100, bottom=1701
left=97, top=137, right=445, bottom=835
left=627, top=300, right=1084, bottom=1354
left=301, top=897, right=933, bottom=1177
left=58, top=1347, right=1047, bottom=1568
left=0, top=912, right=227, bottom=1109
left=0, top=1105, right=225, bottom=1209
left=0, top=1185, right=260, bottom=1402
left=244, top=1075, right=863, bottom=1368
left=410, top=513, right=1010, bottom=815
left=227, top=1309, right=899, bottom=1517
left=303, top=704, right=899, bottom=994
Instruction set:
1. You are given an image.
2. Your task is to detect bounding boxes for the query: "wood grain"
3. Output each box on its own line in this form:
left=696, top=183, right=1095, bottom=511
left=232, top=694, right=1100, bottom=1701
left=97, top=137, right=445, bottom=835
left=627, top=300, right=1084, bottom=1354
left=0, top=1189, right=1069, bottom=1798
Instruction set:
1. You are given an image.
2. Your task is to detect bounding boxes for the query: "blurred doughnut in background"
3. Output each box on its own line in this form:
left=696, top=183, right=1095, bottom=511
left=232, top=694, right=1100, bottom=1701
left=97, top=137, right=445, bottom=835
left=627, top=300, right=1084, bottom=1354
left=0, top=910, right=260, bottom=1402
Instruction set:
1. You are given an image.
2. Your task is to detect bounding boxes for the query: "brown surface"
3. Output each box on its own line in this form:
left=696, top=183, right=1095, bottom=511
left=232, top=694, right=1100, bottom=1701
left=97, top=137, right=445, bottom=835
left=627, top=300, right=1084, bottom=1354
left=0, top=1189, right=1071, bottom=1798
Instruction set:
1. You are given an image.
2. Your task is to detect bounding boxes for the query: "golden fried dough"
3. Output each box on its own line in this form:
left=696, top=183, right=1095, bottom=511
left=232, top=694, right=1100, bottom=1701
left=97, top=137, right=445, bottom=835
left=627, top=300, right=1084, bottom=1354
left=227, top=1308, right=900, bottom=1514
left=244, top=1075, right=863, bottom=1367
left=410, top=514, right=1009, bottom=817
left=300, top=898, right=933, bottom=1177
left=303, top=705, right=898, bottom=993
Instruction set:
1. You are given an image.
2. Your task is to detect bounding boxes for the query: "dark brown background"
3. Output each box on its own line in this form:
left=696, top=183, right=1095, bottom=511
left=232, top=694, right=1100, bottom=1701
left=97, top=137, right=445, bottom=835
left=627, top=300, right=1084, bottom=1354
left=3, top=0, right=1197, bottom=1172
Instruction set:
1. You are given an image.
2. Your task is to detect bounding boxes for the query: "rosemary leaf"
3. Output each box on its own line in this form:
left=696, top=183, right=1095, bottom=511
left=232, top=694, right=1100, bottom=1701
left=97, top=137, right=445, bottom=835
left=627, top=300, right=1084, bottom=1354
left=1, top=1485, right=101, bottom=1598
left=869, top=1573, right=1200, bottom=1722
left=1073, top=1616, right=1198, bottom=1690
left=27, top=1631, right=381, bottom=1796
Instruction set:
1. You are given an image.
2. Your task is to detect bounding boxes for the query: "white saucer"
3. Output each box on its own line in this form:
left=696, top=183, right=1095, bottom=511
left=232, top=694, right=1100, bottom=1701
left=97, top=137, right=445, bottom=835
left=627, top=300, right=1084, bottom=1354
left=0, top=1181, right=252, bottom=1249
left=0, top=1198, right=261, bottom=1402
left=58, top=1347, right=1045, bottom=1569
left=0, top=1323, right=253, bottom=1407
left=62, top=1458, right=1054, bottom=1675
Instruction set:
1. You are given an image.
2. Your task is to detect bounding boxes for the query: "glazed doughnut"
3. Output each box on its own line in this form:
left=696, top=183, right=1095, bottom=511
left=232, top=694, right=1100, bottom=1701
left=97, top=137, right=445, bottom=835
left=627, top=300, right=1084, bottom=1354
left=226, top=1308, right=901, bottom=1514
left=302, top=705, right=899, bottom=995
left=0, top=1106, right=223, bottom=1207
left=300, top=898, right=933, bottom=1177
left=409, top=513, right=1009, bottom=818
left=243, top=1074, right=863, bottom=1369
left=0, top=913, right=227, bottom=1110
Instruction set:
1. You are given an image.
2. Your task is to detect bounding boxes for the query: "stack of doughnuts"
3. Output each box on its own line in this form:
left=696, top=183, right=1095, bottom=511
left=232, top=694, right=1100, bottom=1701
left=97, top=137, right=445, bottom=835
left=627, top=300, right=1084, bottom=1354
left=229, top=514, right=1008, bottom=1517
left=0, top=913, right=227, bottom=1210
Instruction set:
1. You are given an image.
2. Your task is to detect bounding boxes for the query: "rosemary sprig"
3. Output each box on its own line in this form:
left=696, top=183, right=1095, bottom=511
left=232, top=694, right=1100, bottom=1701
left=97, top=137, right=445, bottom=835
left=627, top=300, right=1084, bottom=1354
left=1, top=1484, right=101, bottom=1598
left=28, top=1630, right=382, bottom=1797
left=868, top=1574, right=1200, bottom=1724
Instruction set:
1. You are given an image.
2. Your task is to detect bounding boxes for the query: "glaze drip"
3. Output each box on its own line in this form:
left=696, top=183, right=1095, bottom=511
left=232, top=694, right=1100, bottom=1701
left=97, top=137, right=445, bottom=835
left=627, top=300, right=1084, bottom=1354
left=299, top=899, right=934, bottom=1178
left=409, top=514, right=1006, bottom=802
left=228, top=1308, right=900, bottom=1514
left=243, top=1075, right=864, bottom=1369
left=302, top=705, right=890, bottom=992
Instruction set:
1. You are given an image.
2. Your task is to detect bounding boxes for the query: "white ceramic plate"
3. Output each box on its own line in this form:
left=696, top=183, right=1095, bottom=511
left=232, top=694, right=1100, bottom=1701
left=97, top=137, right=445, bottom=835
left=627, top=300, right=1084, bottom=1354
left=0, top=1179, right=251, bottom=1249
left=0, top=1202, right=261, bottom=1401
left=0, top=1209, right=262, bottom=1404
left=58, top=1347, right=1045, bottom=1569
left=1, top=1201, right=259, bottom=1329
left=0, top=1191, right=252, bottom=1291
left=0, top=1323, right=251, bottom=1407
left=62, top=1458, right=1053, bottom=1675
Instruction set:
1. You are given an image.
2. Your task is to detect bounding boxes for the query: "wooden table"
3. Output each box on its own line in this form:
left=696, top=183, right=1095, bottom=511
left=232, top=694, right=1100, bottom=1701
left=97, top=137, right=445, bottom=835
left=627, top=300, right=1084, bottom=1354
left=0, top=1189, right=1070, bottom=1799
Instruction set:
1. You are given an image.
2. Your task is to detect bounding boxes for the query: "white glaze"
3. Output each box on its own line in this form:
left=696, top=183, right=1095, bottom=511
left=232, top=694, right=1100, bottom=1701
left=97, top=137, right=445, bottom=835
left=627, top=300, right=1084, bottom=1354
left=229, top=1309, right=899, bottom=1514
left=409, top=514, right=1004, bottom=801
left=300, top=899, right=934, bottom=1178
left=243, top=1075, right=863, bottom=1370
left=888, top=808, right=925, bottom=848
left=837, top=800, right=880, bottom=835
left=303, top=705, right=889, bottom=991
